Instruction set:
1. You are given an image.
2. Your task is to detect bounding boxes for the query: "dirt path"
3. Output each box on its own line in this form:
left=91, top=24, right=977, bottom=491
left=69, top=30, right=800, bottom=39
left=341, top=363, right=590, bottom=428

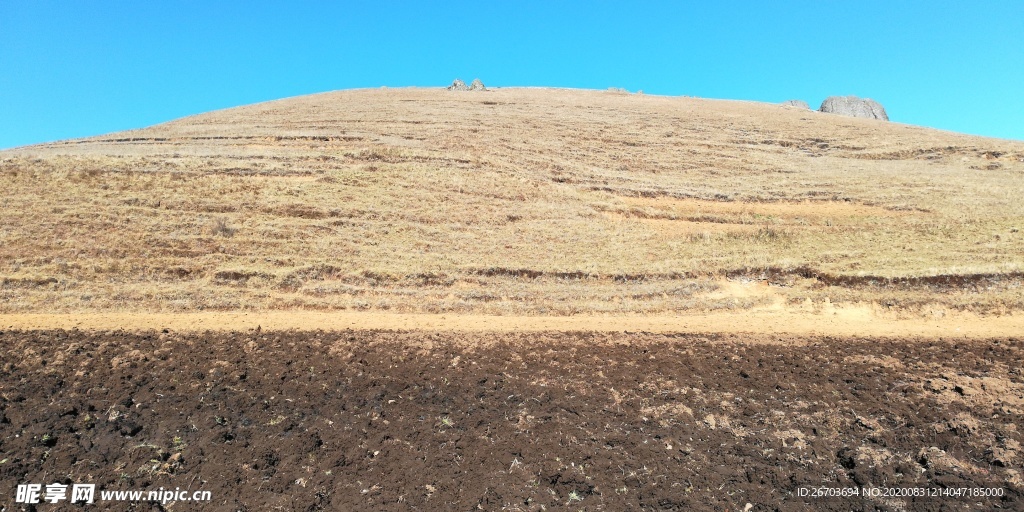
left=1, top=307, right=1020, bottom=338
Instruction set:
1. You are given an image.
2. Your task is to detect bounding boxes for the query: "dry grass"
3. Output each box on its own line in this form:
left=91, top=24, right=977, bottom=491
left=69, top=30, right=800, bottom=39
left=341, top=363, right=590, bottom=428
left=1, top=87, right=1023, bottom=315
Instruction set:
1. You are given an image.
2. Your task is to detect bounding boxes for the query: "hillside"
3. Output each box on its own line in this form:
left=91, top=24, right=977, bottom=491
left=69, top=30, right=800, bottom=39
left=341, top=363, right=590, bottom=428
left=2, top=87, right=1024, bottom=319
left=4, top=87, right=1024, bottom=509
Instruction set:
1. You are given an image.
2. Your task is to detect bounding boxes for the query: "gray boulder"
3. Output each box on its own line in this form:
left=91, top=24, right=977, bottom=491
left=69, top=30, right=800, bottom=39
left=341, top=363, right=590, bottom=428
left=781, top=99, right=810, bottom=109
left=447, top=79, right=470, bottom=91
left=469, top=78, right=486, bottom=91
left=819, top=96, right=888, bottom=120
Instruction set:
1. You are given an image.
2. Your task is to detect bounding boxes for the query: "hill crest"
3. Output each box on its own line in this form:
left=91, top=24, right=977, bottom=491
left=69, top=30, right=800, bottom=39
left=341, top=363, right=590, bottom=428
left=1, top=87, right=1023, bottom=325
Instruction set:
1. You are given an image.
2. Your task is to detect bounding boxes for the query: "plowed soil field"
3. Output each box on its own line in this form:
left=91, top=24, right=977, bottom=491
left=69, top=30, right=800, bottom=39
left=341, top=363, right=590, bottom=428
left=2, top=329, right=1022, bottom=511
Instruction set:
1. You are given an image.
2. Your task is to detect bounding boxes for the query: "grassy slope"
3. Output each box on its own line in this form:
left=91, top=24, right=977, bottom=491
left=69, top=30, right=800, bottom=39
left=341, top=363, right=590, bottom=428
left=2, top=87, right=1023, bottom=315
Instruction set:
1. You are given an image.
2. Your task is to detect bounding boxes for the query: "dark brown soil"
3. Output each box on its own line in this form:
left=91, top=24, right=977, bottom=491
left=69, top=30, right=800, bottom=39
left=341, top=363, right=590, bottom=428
left=1, top=329, right=1022, bottom=511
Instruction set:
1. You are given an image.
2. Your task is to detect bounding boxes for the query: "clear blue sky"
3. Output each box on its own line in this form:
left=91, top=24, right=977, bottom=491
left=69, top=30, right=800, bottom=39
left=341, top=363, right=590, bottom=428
left=2, top=1, right=1022, bottom=149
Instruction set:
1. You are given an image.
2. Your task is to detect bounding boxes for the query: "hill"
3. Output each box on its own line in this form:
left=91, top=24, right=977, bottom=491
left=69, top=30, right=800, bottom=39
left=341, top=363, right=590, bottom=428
left=4, top=88, right=1024, bottom=509
left=2, top=87, right=1024, bottom=321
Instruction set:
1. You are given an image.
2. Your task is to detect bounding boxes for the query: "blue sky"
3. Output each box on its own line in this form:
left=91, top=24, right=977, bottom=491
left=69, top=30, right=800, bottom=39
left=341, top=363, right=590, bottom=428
left=1, top=1, right=1022, bottom=149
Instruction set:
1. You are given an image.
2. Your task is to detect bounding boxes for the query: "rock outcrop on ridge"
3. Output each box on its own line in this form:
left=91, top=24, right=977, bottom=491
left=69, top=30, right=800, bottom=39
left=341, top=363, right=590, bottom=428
left=819, top=95, right=888, bottom=120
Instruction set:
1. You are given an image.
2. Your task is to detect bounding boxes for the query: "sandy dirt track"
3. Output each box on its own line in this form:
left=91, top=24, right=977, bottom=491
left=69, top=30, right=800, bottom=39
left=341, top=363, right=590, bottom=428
left=0, top=308, right=1021, bottom=339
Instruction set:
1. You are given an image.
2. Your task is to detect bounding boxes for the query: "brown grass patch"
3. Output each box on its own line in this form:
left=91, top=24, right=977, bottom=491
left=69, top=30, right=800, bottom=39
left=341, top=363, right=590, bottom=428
left=1, top=88, right=1023, bottom=317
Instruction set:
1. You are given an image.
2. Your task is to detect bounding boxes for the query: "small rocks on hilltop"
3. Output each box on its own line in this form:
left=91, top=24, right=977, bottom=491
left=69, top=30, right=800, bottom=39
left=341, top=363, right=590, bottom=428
left=447, top=79, right=470, bottom=91
left=819, top=95, right=888, bottom=120
left=447, top=78, right=487, bottom=91
left=780, top=99, right=810, bottom=109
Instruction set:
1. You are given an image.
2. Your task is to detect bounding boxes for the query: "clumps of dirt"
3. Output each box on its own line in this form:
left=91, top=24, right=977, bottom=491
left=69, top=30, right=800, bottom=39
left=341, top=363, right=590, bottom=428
left=0, top=330, right=1021, bottom=510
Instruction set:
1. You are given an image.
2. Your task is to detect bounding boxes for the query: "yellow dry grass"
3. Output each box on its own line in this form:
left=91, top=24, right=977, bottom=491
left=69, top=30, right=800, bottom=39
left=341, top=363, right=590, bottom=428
left=2, top=87, right=1023, bottom=317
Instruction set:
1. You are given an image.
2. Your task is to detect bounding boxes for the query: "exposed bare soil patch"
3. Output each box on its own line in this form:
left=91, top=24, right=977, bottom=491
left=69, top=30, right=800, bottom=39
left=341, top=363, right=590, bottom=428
left=1, top=330, right=1021, bottom=511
